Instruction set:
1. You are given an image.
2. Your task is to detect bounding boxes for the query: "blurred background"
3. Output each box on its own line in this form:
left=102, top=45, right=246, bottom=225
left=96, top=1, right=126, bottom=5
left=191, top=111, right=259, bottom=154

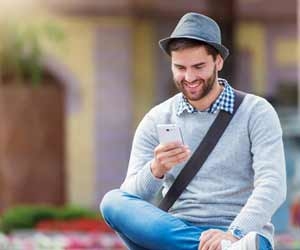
left=0, top=0, right=299, bottom=248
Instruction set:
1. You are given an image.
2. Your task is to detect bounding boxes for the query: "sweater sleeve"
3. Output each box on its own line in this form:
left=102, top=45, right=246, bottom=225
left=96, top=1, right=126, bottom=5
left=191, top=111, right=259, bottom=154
left=229, top=98, right=287, bottom=235
left=120, top=111, right=164, bottom=201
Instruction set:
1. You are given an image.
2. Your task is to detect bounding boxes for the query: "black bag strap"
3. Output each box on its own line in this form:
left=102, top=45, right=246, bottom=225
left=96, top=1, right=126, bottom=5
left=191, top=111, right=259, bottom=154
left=158, top=90, right=246, bottom=211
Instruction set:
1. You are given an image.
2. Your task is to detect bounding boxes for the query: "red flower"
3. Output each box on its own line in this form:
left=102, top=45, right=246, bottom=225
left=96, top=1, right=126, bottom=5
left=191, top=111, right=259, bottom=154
left=35, top=218, right=113, bottom=233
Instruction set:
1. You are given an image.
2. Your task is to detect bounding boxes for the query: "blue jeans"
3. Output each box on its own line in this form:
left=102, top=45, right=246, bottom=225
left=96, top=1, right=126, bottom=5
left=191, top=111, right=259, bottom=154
left=100, top=189, right=272, bottom=250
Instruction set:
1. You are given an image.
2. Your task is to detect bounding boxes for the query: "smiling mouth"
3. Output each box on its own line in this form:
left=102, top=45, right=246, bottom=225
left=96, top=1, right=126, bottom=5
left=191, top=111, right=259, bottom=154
left=184, top=82, right=201, bottom=89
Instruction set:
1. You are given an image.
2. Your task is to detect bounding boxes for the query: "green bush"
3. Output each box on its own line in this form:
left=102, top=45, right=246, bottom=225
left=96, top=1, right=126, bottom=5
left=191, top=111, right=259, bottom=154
left=0, top=205, right=100, bottom=233
left=56, top=206, right=99, bottom=220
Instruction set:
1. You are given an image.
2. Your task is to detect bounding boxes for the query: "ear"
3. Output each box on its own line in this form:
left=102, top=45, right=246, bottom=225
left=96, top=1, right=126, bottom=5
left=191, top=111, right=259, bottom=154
left=215, top=54, right=224, bottom=71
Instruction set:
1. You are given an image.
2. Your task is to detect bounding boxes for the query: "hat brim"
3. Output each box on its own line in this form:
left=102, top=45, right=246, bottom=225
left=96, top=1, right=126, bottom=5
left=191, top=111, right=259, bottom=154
left=159, top=36, right=229, bottom=60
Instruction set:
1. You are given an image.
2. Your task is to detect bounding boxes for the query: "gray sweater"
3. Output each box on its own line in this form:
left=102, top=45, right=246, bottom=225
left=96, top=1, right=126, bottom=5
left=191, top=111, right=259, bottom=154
left=120, top=92, right=286, bottom=247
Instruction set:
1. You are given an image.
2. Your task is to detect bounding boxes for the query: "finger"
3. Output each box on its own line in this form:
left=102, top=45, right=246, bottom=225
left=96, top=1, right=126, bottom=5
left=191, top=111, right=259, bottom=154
left=205, top=234, right=221, bottom=250
left=199, top=231, right=216, bottom=250
left=155, top=150, right=182, bottom=166
left=162, top=150, right=191, bottom=167
left=199, top=230, right=221, bottom=250
left=206, top=231, right=230, bottom=250
left=162, top=147, right=185, bottom=158
left=171, top=151, right=191, bottom=163
left=157, top=147, right=190, bottom=163
left=160, top=142, right=183, bottom=150
left=165, top=147, right=190, bottom=158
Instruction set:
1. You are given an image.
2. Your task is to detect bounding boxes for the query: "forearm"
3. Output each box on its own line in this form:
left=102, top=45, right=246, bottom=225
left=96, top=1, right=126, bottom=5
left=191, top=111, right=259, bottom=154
left=120, top=110, right=164, bottom=200
left=229, top=166, right=286, bottom=234
left=120, top=160, right=164, bottom=201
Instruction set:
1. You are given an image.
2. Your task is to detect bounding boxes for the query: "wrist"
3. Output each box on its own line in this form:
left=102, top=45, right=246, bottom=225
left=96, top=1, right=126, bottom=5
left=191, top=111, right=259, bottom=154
left=228, top=227, right=245, bottom=240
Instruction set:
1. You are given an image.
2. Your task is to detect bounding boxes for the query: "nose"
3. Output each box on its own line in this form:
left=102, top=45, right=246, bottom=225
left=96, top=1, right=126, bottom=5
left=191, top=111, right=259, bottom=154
left=184, top=69, right=197, bottom=83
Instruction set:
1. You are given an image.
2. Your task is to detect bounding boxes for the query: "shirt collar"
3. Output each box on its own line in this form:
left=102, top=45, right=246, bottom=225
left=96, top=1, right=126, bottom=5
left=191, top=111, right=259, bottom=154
left=176, top=78, right=235, bottom=116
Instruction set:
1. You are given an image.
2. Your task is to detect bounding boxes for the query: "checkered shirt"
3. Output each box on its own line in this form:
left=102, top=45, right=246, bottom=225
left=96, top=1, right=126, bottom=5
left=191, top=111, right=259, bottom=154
left=176, top=78, right=235, bottom=116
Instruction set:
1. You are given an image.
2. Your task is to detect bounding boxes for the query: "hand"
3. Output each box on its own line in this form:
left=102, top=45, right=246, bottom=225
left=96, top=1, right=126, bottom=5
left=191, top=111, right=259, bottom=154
left=198, top=229, right=238, bottom=250
left=151, top=142, right=191, bottom=178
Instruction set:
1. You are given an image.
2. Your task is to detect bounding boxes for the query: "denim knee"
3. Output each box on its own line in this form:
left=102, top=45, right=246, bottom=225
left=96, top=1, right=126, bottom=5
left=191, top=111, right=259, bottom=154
left=100, top=189, right=123, bottom=223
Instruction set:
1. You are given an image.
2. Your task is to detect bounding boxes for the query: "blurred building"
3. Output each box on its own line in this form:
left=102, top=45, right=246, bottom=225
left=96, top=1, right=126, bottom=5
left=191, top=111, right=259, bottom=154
left=0, top=0, right=298, bottom=235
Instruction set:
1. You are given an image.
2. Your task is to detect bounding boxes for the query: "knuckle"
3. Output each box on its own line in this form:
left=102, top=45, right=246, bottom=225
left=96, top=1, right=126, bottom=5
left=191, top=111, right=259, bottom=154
left=156, top=145, right=163, bottom=152
left=212, top=241, right=219, bottom=248
left=177, top=147, right=183, bottom=153
left=160, top=160, right=166, bottom=167
left=165, top=165, right=172, bottom=170
left=157, top=155, right=163, bottom=162
left=175, top=154, right=182, bottom=161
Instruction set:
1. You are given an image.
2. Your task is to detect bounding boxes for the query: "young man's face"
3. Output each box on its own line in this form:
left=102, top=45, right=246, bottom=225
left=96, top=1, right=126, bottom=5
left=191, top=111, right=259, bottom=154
left=171, top=46, right=223, bottom=102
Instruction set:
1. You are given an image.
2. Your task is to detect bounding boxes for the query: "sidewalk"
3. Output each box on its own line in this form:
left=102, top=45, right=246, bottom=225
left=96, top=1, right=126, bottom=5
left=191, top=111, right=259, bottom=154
left=0, top=231, right=126, bottom=250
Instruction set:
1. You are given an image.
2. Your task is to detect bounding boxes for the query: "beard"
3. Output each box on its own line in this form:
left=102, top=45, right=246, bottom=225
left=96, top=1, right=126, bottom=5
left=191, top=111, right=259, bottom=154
left=174, top=65, right=217, bottom=102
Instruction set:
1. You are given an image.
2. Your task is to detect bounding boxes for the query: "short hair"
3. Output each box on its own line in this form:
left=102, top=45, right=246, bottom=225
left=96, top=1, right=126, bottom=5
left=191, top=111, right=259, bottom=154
left=167, top=38, right=219, bottom=60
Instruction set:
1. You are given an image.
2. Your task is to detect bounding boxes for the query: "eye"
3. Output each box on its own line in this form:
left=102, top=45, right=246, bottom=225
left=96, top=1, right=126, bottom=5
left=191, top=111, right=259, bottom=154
left=195, top=64, right=205, bottom=70
left=174, top=65, right=185, bottom=70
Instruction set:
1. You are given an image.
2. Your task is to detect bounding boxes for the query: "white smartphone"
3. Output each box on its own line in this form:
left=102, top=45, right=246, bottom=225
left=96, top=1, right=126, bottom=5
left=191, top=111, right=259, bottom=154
left=157, top=124, right=184, bottom=144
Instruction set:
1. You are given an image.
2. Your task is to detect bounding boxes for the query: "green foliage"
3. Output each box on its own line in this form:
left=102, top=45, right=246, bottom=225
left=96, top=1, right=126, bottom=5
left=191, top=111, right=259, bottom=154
left=56, top=206, right=99, bottom=220
left=0, top=22, right=65, bottom=86
left=0, top=206, right=55, bottom=233
left=0, top=205, right=100, bottom=233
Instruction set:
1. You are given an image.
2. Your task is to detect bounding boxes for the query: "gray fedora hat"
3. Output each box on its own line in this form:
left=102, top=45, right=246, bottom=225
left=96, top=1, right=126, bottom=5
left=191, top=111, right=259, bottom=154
left=159, top=12, right=229, bottom=60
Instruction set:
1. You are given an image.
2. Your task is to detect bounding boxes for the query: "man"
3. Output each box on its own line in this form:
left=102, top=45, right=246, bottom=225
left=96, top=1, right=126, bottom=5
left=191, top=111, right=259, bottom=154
left=100, top=12, right=286, bottom=250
